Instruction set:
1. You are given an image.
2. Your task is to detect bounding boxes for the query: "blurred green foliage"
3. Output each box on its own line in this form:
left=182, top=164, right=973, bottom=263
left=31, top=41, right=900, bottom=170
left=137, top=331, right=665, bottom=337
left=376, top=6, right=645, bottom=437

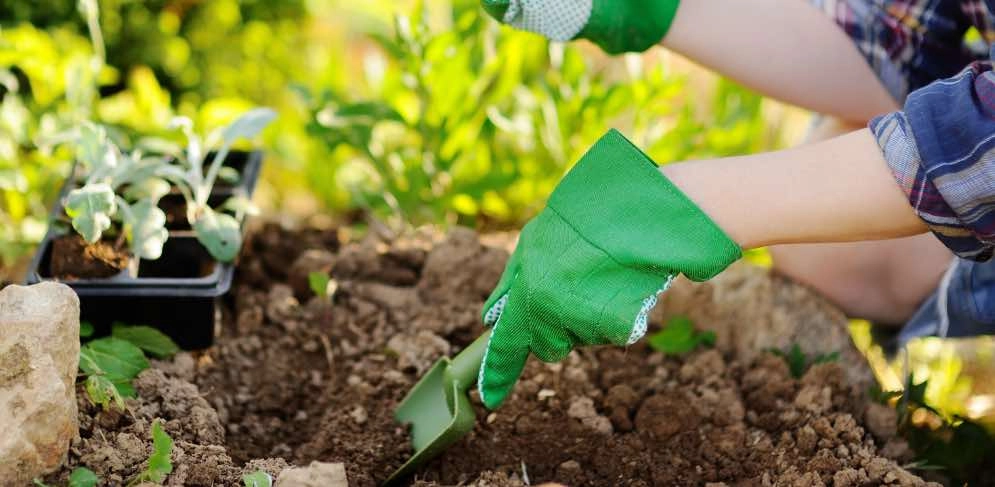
left=0, top=0, right=783, bottom=271
left=302, top=0, right=777, bottom=226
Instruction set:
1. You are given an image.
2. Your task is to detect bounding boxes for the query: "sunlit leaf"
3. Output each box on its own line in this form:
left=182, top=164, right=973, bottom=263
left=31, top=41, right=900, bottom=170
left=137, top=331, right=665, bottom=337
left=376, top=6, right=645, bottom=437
left=647, top=316, right=714, bottom=355
left=123, top=200, right=169, bottom=260
left=192, top=207, right=242, bottom=262
left=242, top=470, right=272, bottom=487
left=221, top=107, right=277, bottom=143
left=79, top=337, right=150, bottom=398
left=69, top=467, right=99, bottom=487
left=111, top=323, right=179, bottom=359
left=64, top=184, right=116, bottom=243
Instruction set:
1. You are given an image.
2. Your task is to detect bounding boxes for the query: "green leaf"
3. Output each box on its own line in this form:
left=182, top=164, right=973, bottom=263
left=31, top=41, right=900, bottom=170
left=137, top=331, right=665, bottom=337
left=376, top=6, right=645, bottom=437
left=79, top=337, right=150, bottom=397
left=242, top=470, right=273, bottom=487
left=217, top=166, right=241, bottom=184
left=122, top=200, right=169, bottom=260
left=64, top=184, right=117, bottom=243
left=111, top=324, right=179, bottom=359
left=647, top=316, right=713, bottom=355
left=32, top=479, right=51, bottom=487
left=129, top=420, right=174, bottom=486
left=309, top=271, right=331, bottom=298
left=221, top=195, right=259, bottom=216
left=122, top=177, right=172, bottom=203
left=222, top=108, right=277, bottom=143
left=768, top=345, right=839, bottom=379
left=193, top=207, right=242, bottom=262
left=85, top=374, right=125, bottom=410
left=80, top=321, right=95, bottom=338
left=69, top=467, right=99, bottom=487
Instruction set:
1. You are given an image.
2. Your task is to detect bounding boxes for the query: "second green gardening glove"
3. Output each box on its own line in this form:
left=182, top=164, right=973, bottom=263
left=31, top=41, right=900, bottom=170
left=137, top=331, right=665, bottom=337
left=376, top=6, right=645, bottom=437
left=478, top=129, right=742, bottom=409
left=481, top=0, right=681, bottom=54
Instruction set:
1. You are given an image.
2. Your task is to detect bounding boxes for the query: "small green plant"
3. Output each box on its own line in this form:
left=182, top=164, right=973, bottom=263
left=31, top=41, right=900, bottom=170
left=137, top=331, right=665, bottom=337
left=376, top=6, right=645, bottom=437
left=768, top=344, right=839, bottom=379
left=892, top=376, right=995, bottom=482
left=308, top=271, right=335, bottom=299
left=153, top=108, right=275, bottom=262
left=78, top=323, right=179, bottom=410
left=242, top=470, right=273, bottom=487
left=647, top=316, right=716, bottom=355
left=62, top=123, right=171, bottom=262
left=128, top=420, right=173, bottom=486
left=32, top=467, right=99, bottom=487
left=68, top=467, right=99, bottom=487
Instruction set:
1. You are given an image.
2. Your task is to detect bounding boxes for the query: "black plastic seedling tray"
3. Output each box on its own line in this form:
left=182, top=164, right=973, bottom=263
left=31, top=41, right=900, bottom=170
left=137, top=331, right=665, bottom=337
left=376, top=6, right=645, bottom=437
left=25, top=151, right=263, bottom=350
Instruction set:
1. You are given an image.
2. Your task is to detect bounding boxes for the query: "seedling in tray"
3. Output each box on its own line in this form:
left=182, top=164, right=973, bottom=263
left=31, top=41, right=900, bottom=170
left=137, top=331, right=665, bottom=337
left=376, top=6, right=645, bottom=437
left=53, top=108, right=276, bottom=277
left=151, top=108, right=275, bottom=261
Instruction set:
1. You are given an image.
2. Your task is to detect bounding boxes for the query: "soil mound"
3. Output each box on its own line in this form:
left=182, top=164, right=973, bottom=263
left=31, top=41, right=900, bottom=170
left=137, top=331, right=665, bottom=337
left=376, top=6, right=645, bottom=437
left=44, top=223, right=936, bottom=486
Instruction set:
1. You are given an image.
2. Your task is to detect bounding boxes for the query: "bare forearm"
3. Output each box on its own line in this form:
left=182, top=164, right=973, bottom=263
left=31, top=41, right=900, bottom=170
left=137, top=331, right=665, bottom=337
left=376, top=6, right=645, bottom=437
left=662, top=0, right=898, bottom=121
left=661, top=129, right=926, bottom=249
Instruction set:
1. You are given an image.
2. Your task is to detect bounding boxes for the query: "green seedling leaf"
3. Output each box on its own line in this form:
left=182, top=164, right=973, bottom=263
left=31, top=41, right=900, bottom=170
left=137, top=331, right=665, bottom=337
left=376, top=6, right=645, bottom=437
left=79, top=337, right=149, bottom=397
left=217, top=166, right=241, bottom=184
left=76, top=123, right=117, bottom=175
left=80, top=321, right=95, bottom=338
left=221, top=107, right=277, bottom=143
left=647, top=316, right=714, bottom=355
left=309, top=271, right=331, bottom=298
left=123, top=177, right=172, bottom=203
left=242, top=470, right=273, bottom=487
left=221, top=195, right=259, bottom=216
left=123, top=200, right=169, bottom=260
left=69, top=467, right=99, bottom=487
left=111, top=324, right=179, bottom=359
left=193, top=207, right=242, bottom=262
left=32, top=479, right=51, bottom=487
left=129, top=420, right=174, bottom=486
left=85, top=374, right=125, bottom=410
left=768, top=344, right=840, bottom=378
left=64, top=184, right=117, bottom=243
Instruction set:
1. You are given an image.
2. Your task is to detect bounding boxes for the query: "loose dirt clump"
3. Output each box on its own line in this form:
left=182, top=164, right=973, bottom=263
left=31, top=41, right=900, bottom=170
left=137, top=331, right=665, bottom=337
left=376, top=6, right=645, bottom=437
left=50, top=234, right=130, bottom=279
left=47, top=223, right=940, bottom=486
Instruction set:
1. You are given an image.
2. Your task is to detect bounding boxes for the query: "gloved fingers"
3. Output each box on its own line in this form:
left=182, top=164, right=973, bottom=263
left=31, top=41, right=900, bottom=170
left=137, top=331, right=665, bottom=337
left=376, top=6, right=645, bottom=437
left=478, top=308, right=531, bottom=409
left=530, top=325, right=573, bottom=362
left=481, top=0, right=593, bottom=42
left=482, top=249, right=520, bottom=326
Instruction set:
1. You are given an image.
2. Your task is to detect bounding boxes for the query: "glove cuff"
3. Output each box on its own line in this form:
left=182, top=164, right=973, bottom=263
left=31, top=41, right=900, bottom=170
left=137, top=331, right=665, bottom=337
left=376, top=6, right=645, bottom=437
left=578, top=0, right=681, bottom=54
left=547, top=129, right=742, bottom=281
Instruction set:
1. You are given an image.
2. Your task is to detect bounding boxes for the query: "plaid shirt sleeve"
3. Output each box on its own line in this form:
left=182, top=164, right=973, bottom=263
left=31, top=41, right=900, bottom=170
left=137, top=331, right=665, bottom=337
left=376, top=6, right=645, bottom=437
left=870, top=45, right=995, bottom=261
left=810, top=0, right=988, bottom=102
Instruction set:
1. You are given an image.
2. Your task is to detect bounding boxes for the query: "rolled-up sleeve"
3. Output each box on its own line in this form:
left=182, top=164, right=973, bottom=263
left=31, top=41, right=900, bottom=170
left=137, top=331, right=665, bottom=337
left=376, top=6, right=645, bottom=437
left=870, top=46, right=995, bottom=261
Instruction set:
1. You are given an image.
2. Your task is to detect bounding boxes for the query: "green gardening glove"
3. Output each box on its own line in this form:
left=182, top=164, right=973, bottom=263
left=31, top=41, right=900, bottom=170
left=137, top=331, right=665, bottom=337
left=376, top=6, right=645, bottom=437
left=478, top=129, right=741, bottom=409
left=481, top=0, right=681, bottom=54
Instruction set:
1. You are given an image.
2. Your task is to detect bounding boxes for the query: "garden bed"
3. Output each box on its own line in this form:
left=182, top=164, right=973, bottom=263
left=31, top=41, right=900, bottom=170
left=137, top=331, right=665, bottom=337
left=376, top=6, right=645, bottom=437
left=44, top=223, right=937, bottom=486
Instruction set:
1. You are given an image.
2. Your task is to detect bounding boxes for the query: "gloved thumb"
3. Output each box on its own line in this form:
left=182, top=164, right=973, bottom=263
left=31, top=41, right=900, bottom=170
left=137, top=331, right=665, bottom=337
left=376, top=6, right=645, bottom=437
left=478, top=306, right=530, bottom=409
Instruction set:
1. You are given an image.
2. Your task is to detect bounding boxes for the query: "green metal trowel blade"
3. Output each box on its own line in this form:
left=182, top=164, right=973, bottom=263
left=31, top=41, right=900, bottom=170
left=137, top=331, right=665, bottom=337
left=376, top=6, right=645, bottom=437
left=383, top=332, right=489, bottom=486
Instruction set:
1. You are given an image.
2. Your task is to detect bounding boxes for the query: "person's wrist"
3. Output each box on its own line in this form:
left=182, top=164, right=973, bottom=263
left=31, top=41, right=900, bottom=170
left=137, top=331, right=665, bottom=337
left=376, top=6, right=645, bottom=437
left=659, top=162, right=761, bottom=250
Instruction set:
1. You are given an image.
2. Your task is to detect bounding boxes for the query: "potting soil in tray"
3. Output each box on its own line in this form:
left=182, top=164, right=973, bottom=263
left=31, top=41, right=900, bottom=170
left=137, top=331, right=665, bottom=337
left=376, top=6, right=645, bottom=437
left=43, top=223, right=942, bottom=486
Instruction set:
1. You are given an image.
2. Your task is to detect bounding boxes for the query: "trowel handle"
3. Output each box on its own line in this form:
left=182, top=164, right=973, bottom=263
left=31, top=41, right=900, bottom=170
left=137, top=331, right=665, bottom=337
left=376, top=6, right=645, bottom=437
left=445, top=330, right=492, bottom=393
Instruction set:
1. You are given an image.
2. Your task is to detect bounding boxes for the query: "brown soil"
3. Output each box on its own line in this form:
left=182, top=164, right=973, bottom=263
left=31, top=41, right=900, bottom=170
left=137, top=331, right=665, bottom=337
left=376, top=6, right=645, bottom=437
left=45, top=223, right=942, bottom=486
left=50, top=234, right=130, bottom=279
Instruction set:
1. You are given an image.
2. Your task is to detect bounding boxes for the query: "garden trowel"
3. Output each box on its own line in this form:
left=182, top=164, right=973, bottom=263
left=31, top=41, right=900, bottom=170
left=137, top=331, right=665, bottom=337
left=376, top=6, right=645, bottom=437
left=383, top=330, right=491, bottom=485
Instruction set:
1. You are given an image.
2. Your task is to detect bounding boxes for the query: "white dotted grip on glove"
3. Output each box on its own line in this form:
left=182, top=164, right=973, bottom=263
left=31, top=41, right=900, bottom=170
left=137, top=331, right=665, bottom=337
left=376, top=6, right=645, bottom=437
left=502, top=0, right=593, bottom=42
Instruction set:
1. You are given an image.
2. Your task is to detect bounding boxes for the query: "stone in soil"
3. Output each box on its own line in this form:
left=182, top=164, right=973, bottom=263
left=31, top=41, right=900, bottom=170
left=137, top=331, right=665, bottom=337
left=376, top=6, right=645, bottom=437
left=0, top=282, right=80, bottom=485
left=44, top=223, right=944, bottom=486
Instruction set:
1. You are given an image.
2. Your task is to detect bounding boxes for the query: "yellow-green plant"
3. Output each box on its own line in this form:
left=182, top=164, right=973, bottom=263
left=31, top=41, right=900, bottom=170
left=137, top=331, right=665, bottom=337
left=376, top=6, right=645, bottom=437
left=302, top=0, right=775, bottom=227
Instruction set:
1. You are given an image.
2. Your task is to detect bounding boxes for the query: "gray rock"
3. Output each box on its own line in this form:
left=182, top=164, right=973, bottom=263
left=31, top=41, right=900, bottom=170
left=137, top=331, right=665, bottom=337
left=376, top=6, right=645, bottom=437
left=0, top=282, right=80, bottom=485
left=275, top=461, right=347, bottom=487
